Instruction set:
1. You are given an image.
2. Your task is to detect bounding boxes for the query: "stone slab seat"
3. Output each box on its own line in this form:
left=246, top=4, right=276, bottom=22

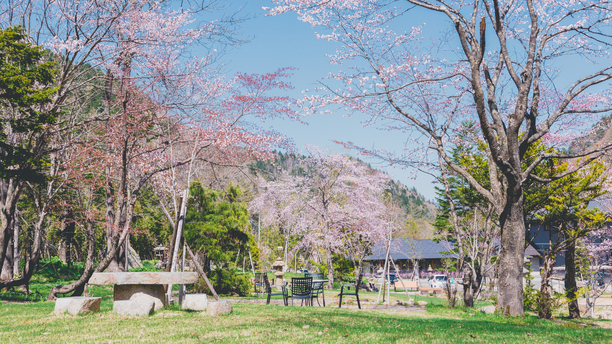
left=113, top=300, right=155, bottom=316
left=88, top=272, right=199, bottom=310
left=88, top=272, right=198, bottom=285
left=54, top=296, right=101, bottom=315
left=183, top=294, right=208, bottom=311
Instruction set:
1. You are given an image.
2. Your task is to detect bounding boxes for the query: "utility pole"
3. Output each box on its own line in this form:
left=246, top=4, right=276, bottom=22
left=13, top=213, right=19, bottom=278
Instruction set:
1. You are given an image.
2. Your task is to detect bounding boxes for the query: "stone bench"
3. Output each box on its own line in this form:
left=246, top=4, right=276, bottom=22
left=89, top=272, right=199, bottom=310
left=54, top=296, right=101, bottom=315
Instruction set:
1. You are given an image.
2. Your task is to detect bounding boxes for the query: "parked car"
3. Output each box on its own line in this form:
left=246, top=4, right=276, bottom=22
left=429, top=274, right=448, bottom=288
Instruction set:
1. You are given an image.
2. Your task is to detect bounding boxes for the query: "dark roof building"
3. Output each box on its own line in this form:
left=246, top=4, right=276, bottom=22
left=364, top=238, right=457, bottom=261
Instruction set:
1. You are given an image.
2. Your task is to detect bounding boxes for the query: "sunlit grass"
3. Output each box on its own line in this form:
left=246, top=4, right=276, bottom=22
left=1, top=290, right=611, bottom=343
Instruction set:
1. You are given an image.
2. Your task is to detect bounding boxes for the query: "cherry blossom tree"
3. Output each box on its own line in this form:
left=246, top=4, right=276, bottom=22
left=581, top=225, right=612, bottom=318
left=250, top=150, right=391, bottom=288
left=0, top=1, right=300, bottom=294
left=578, top=196, right=612, bottom=318
left=268, top=0, right=612, bottom=315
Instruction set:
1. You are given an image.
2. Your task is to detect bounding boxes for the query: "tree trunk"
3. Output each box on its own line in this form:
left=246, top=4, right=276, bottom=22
left=1, top=237, right=13, bottom=280
left=0, top=210, right=45, bottom=289
left=463, top=266, right=475, bottom=308
left=0, top=179, right=21, bottom=275
left=497, top=188, right=526, bottom=316
left=538, top=254, right=555, bottom=319
left=48, top=216, right=96, bottom=300
left=59, top=210, right=75, bottom=266
left=104, top=168, right=124, bottom=272
left=355, top=256, right=363, bottom=281
left=325, top=247, right=334, bottom=289
left=565, top=241, right=580, bottom=319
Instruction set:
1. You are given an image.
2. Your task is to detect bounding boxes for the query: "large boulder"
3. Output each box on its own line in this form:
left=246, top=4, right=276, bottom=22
left=206, top=300, right=232, bottom=317
left=113, top=284, right=166, bottom=310
left=113, top=300, right=155, bottom=316
left=183, top=294, right=208, bottom=311
left=54, top=297, right=101, bottom=315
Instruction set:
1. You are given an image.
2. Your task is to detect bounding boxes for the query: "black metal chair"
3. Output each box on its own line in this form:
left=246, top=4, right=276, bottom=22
left=338, top=274, right=363, bottom=309
left=289, top=277, right=313, bottom=306
left=305, top=272, right=325, bottom=307
left=264, top=273, right=288, bottom=306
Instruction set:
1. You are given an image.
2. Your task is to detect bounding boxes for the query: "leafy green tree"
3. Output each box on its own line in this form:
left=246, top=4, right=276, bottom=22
left=435, top=130, right=608, bottom=315
left=184, top=182, right=257, bottom=272
left=0, top=25, right=58, bottom=283
left=531, top=160, right=607, bottom=319
left=0, top=25, right=58, bottom=181
left=434, top=131, right=499, bottom=308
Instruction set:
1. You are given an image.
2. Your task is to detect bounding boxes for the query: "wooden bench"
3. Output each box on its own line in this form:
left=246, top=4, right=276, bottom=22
left=393, top=281, right=418, bottom=291
left=418, top=287, right=443, bottom=295
left=89, top=272, right=198, bottom=310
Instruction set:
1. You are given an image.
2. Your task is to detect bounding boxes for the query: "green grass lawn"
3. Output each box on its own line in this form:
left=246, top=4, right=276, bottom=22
left=1, top=264, right=611, bottom=343
left=1, top=288, right=611, bottom=343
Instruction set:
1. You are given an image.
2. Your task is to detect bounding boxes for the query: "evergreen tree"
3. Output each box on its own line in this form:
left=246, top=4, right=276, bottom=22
left=0, top=26, right=58, bottom=181
left=184, top=182, right=256, bottom=272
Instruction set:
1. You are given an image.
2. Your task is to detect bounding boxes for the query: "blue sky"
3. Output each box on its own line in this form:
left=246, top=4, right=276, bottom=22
left=220, top=1, right=439, bottom=201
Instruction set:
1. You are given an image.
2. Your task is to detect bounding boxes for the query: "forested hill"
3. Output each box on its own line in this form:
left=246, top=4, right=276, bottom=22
left=569, top=115, right=612, bottom=154
left=248, top=151, right=437, bottom=238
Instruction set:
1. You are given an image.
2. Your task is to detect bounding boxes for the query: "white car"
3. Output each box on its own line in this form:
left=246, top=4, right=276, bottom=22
left=429, top=275, right=448, bottom=288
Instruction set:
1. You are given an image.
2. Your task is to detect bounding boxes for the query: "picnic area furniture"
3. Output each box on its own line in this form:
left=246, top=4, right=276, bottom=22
left=263, top=273, right=288, bottom=305
left=305, top=272, right=326, bottom=307
left=338, top=274, right=363, bottom=309
left=394, top=280, right=418, bottom=291
left=289, top=277, right=313, bottom=306
left=254, top=272, right=265, bottom=295
left=88, top=272, right=198, bottom=310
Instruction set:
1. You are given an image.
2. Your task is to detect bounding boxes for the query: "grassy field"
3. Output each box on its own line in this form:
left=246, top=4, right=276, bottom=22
left=1, top=263, right=611, bottom=343
left=1, top=287, right=612, bottom=343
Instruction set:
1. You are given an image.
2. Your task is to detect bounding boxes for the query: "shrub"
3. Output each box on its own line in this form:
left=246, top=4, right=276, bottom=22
left=193, top=269, right=252, bottom=296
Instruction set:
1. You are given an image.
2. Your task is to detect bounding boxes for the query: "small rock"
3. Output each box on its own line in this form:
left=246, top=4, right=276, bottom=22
left=302, top=325, right=310, bottom=329
left=479, top=305, right=496, bottom=314
left=182, top=294, right=208, bottom=311
left=54, top=297, right=101, bottom=316
left=206, top=300, right=232, bottom=317
left=417, top=301, right=428, bottom=307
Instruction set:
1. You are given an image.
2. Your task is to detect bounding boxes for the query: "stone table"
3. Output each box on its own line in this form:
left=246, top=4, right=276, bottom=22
left=88, top=272, right=199, bottom=310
